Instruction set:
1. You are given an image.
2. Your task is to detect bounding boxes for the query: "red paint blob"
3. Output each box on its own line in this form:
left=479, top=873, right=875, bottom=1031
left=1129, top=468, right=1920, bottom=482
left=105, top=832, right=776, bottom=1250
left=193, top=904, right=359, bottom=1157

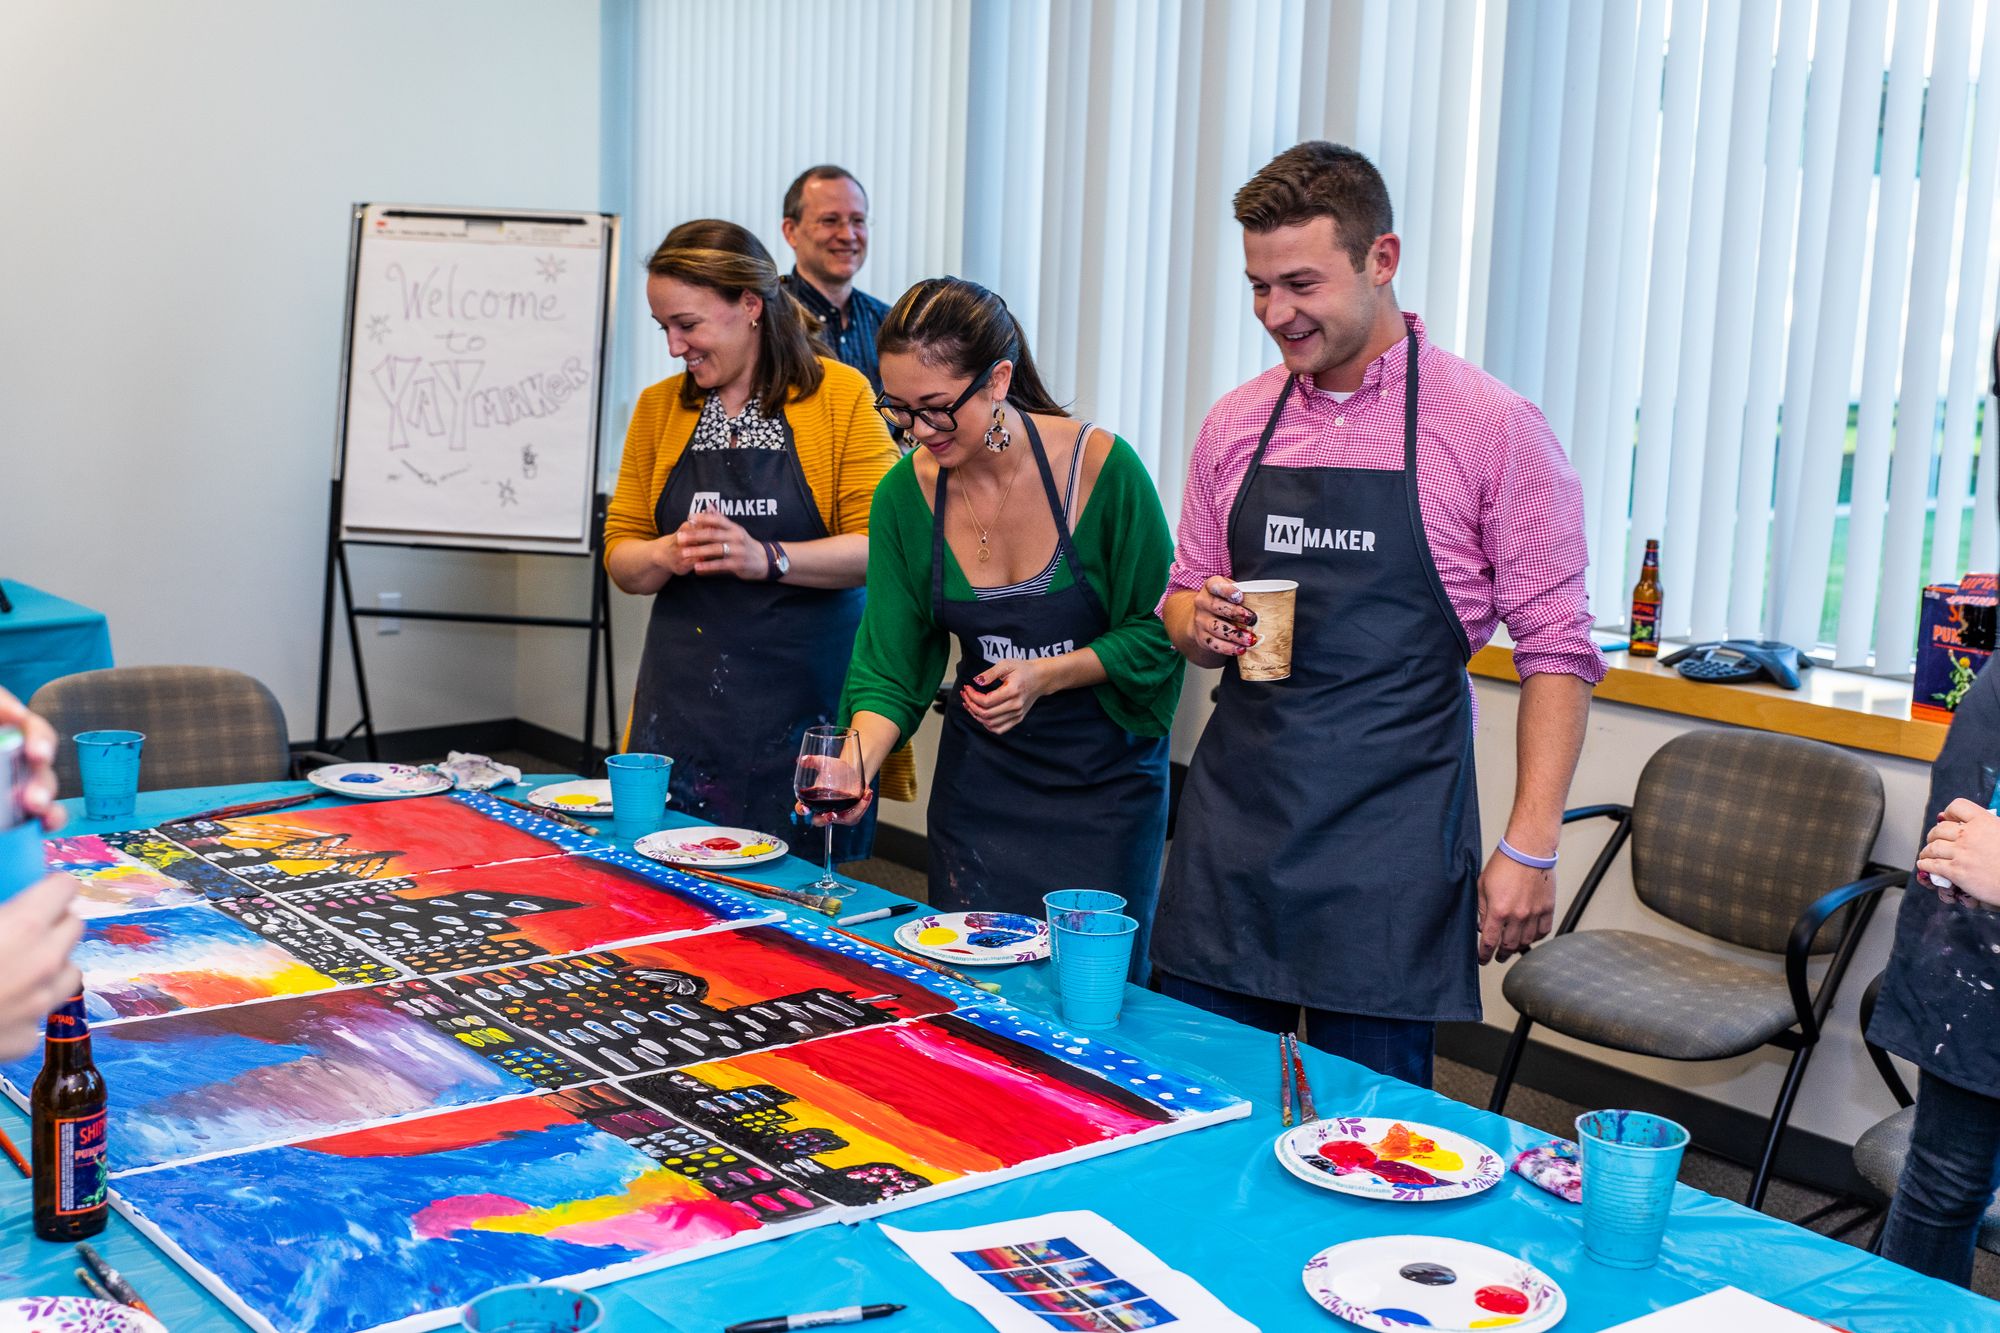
left=1474, top=1286, right=1530, bottom=1315
left=1318, top=1140, right=1378, bottom=1172
left=699, top=837, right=742, bottom=851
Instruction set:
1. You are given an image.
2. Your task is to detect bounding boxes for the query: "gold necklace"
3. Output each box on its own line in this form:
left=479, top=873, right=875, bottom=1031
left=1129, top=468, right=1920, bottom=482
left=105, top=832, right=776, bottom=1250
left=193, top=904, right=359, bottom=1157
left=959, top=453, right=1024, bottom=563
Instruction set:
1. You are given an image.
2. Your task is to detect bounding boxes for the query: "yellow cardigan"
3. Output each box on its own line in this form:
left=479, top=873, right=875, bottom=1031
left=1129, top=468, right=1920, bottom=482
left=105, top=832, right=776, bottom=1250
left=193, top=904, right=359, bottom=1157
left=604, top=358, right=917, bottom=801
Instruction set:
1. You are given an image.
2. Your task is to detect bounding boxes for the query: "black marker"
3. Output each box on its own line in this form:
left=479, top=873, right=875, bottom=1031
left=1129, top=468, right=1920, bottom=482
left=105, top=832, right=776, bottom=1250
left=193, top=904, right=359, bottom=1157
left=836, top=902, right=920, bottom=927
left=725, top=1303, right=904, bottom=1333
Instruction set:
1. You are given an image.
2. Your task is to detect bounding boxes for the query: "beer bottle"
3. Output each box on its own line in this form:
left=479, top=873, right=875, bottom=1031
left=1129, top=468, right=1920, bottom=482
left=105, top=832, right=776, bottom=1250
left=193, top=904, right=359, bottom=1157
left=31, top=993, right=108, bottom=1241
left=1630, top=539, right=1663, bottom=659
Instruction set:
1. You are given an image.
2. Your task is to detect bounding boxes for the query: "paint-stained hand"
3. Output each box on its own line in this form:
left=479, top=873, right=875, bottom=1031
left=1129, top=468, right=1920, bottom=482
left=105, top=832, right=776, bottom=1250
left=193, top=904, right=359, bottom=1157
left=1918, top=799, right=2000, bottom=908
left=1192, top=577, right=1256, bottom=658
left=679, top=512, right=768, bottom=580
left=1477, top=849, right=1555, bottom=965
left=0, top=875, right=84, bottom=1061
left=960, top=658, right=1051, bottom=735
left=0, top=686, right=63, bottom=831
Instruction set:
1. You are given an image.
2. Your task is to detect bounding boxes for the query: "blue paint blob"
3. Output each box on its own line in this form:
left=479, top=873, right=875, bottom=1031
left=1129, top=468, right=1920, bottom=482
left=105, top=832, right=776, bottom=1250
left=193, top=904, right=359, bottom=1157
left=341, top=773, right=384, bottom=784
left=1375, top=1311, right=1432, bottom=1326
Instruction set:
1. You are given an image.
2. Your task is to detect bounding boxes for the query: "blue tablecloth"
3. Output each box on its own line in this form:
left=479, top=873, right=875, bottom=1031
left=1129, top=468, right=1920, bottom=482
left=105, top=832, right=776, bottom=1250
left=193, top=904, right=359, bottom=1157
left=2, top=778, right=1991, bottom=1332
left=0, top=580, right=113, bottom=703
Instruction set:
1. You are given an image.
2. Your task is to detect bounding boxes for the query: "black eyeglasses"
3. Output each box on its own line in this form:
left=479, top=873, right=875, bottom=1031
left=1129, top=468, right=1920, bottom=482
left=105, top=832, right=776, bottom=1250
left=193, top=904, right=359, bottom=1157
left=875, top=360, right=999, bottom=433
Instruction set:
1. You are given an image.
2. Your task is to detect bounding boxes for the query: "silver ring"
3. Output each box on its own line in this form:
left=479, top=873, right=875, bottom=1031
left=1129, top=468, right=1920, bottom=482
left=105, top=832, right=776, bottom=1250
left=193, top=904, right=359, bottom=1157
left=722, top=541, right=730, bottom=557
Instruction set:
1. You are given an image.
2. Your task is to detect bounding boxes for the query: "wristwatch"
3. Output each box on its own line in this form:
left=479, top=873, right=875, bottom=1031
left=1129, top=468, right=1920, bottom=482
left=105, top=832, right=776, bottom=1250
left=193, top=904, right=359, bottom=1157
left=763, top=540, right=790, bottom=581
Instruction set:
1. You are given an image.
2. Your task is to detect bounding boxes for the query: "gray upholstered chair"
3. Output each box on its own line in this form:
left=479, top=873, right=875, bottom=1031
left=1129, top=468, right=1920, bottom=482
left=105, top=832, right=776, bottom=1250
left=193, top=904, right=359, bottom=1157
left=31, top=666, right=309, bottom=793
left=1485, top=729, right=1905, bottom=1211
left=1844, top=973, right=2000, bottom=1252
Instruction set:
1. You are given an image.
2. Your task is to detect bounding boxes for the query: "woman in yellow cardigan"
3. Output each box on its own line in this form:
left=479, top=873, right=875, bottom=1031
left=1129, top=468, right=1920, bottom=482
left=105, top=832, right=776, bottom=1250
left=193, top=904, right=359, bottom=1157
left=605, top=219, right=899, bottom=858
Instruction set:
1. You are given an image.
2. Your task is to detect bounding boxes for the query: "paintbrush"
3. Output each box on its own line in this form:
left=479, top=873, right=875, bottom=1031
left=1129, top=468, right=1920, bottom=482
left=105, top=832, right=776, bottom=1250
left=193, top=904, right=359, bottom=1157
left=1280, top=1034, right=1294, bottom=1128
left=182, top=793, right=316, bottom=823
left=828, top=925, right=1004, bottom=995
left=487, top=793, right=598, bottom=836
left=75, top=1267, right=114, bottom=1303
left=1291, top=1035, right=1317, bottom=1124
left=0, top=1124, right=28, bottom=1178
left=678, top=866, right=843, bottom=916
left=78, top=1242, right=154, bottom=1316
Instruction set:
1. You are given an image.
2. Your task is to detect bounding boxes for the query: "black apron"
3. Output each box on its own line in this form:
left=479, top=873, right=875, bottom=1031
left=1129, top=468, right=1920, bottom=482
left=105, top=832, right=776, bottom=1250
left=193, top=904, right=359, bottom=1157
left=1152, top=333, right=1481, bottom=1020
left=1869, top=658, right=2000, bottom=1098
left=628, top=411, right=875, bottom=860
left=927, top=417, right=1170, bottom=971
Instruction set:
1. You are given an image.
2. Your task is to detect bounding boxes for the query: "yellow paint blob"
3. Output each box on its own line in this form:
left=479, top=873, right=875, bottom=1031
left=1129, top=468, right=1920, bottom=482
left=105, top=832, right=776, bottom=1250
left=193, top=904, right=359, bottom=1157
left=1469, top=1319, right=1521, bottom=1329
left=555, top=794, right=597, bottom=807
left=917, top=926, right=960, bottom=946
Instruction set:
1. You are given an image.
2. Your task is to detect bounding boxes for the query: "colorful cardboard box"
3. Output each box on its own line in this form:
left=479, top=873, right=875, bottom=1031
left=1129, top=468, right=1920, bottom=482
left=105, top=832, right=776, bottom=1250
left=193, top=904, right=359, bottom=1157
left=1914, top=572, right=1997, bottom=723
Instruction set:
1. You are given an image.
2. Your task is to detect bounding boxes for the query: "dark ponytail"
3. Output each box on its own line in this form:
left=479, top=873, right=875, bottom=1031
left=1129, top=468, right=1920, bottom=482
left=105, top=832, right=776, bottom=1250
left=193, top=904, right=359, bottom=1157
left=877, top=277, right=1068, bottom=417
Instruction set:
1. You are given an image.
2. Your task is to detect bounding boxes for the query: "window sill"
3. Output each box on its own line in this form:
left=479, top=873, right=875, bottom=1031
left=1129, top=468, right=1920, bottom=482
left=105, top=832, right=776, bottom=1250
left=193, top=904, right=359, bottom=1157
left=1469, top=642, right=1949, bottom=763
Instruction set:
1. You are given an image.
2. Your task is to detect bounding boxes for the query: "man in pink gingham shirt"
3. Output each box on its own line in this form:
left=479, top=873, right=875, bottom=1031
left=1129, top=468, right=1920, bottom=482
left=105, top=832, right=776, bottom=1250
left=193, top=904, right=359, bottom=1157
left=1150, top=142, right=1603, bottom=1087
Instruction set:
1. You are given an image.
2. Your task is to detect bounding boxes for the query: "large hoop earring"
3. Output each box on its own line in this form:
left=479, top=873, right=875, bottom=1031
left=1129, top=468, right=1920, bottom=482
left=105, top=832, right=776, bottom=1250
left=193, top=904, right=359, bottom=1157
left=983, top=405, right=1011, bottom=453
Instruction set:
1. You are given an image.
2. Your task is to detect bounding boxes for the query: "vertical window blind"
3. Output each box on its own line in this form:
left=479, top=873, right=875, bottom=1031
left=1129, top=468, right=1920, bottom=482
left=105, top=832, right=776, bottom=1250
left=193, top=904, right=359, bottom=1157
left=624, top=0, right=1998, bottom=675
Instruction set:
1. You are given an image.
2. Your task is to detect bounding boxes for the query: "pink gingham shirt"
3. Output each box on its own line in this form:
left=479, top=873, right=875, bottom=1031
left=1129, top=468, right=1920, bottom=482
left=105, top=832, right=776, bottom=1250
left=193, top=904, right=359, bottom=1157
left=1161, top=314, right=1606, bottom=685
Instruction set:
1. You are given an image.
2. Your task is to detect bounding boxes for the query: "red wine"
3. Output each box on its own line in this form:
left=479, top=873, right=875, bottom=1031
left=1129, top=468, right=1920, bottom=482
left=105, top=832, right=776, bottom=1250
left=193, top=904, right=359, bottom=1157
left=797, top=786, right=861, bottom=815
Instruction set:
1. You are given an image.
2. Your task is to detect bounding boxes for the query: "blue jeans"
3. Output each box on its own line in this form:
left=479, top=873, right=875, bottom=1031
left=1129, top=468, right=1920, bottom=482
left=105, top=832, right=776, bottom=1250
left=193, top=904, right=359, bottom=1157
left=1156, top=972, right=1437, bottom=1088
left=1879, top=1068, right=2000, bottom=1286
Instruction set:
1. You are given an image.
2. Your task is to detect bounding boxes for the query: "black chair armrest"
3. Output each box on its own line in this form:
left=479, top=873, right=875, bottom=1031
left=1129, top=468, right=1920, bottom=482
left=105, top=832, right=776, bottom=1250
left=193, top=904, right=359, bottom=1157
left=1550, top=804, right=1636, bottom=937
left=1784, top=865, right=1906, bottom=1042
left=291, top=750, right=347, bottom=779
left=1858, top=971, right=1916, bottom=1108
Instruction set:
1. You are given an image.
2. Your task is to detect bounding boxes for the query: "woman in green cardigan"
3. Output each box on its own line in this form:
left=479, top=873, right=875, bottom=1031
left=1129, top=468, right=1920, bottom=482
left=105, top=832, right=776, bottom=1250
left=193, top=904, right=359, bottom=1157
left=812, top=277, right=1182, bottom=970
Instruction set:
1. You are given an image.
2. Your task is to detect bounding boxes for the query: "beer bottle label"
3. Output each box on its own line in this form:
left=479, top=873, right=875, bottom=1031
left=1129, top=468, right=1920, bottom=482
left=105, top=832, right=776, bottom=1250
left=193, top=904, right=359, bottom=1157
left=54, top=1109, right=108, bottom=1214
left=1631, top=599, right=1660, bottom=645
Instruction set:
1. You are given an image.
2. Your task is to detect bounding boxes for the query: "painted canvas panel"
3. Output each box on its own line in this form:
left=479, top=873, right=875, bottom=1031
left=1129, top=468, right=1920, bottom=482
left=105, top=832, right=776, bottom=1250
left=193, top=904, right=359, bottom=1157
left=2, top=982, right=585, bottom=1171
left=274, top=846, right=773, bottom=975
left=157, top=792, right=599, bottom=894
left=621, top=1009, right=1247, bottom=1208
left=45, top=830, right=256, bottom=917
left=436, top=920, right=971, bottom=1080
left=114, top=1086, right=824, bottom=1333
left=72, top=901, right=400, bottom=1023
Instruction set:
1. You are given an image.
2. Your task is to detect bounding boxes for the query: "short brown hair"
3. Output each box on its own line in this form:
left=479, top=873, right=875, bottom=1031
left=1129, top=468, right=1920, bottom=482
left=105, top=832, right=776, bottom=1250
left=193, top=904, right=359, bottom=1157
left=1233, top=141, right=1394, bottom=271
left=784, top=165, right=868, bottom=223
left=647, top=220, right=825, bottom=417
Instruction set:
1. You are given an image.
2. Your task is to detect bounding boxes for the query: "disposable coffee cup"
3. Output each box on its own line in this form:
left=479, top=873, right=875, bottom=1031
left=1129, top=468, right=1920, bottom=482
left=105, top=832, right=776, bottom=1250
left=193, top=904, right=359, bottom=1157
left=1233, top=580, right=1298, bottom=681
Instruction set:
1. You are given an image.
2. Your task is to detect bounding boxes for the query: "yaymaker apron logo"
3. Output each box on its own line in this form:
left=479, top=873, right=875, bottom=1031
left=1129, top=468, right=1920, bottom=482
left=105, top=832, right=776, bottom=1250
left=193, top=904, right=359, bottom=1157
left=689, top=491, right=779, bottom=520
left=977, top=634, right=1076, bottom=663
left=1264, top=514, right=1377, bottom=555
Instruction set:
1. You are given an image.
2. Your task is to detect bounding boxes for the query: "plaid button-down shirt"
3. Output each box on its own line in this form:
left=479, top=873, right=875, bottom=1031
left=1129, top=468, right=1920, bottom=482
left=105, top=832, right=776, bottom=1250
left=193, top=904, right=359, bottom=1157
left=782, top=269, right=890, bottom=395
left=1161, top=313, right=1605, bottom=685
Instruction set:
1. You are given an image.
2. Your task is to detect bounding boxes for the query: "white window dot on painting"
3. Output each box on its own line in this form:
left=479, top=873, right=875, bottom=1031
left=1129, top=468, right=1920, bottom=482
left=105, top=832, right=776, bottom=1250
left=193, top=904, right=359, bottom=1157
left=1187, top=1087, right=1202, bottom=1094
left=1065, top=1047, right=1085, bottom=1055
left=1160, top=1092, right=1175, bottom=1101
left=1146, top=1073, right=1161, bottom=1080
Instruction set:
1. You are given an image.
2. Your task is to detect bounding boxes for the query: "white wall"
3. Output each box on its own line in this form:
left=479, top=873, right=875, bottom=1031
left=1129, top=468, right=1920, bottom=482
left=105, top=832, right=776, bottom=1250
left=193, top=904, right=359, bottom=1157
left=0, top=1, right=602, bottom=739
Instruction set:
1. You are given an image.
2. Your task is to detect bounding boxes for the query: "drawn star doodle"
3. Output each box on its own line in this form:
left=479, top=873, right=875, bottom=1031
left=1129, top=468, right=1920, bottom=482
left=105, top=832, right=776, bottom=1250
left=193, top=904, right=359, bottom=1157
left=535, top=253, right=566, bottom=284
left=497, top=480, right=519, bottom=507
left=364, top=314, right=392, bottom=344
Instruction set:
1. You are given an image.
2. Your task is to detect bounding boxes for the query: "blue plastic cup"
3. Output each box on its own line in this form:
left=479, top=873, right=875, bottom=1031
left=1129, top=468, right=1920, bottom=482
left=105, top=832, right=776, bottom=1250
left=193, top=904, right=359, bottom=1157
left=460, top=1283, right=603, bottom=1333
left=1576, top=1109, right=1690, bottom=1268
left=73, top=730, right=144, bottom=820
left=1054, top=911, right=1138, bottom=1029
left=0, top=821, right=43, bottom=903
left=1043, top=890, right=1127, bottom=993
left=604, top=752, right=671, bottom=842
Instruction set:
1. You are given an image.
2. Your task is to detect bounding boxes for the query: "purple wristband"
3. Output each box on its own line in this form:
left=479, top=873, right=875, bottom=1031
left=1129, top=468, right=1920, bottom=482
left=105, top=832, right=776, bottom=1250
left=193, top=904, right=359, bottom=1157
left=1497, top=836, right=1558, bottom=870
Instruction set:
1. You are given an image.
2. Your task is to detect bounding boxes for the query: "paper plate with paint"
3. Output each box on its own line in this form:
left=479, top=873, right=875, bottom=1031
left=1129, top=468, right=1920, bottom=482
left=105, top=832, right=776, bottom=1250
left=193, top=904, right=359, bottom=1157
left=894, top=911, right=1051, bottom=965
left=634, top=826, right=788, bottom=867
left=1302, top=1235, right=1565, bottom=1331
left=306, top=762, right=454, bottom=800
left=0, top=1297, right=168, bottom=1333
left=1277, top=1117, right=1505, bottom=1202
left=527, top=778, right=617, bottom=818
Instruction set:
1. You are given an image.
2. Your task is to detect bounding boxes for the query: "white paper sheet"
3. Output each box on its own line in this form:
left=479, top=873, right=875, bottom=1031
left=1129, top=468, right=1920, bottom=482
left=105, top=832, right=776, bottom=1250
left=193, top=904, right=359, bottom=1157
left=1600, top=1286, right=1835, bottom=1332
left=881, top=1210, right=1259, bottom=1333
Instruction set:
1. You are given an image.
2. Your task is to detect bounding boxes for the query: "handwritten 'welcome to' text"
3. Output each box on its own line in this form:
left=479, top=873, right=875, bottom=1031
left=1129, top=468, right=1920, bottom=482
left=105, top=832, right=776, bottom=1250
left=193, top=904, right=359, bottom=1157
left=387, top=262, right=565, bottom=322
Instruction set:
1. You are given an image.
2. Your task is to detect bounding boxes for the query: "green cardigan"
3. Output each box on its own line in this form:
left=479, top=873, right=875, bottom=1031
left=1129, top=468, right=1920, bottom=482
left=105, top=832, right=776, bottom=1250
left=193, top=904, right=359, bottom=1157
left=841, top=436, right=1184, bottom=742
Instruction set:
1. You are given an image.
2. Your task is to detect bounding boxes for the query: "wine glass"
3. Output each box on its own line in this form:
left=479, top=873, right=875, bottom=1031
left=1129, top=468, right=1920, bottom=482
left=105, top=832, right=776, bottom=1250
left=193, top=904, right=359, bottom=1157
left=794, top=725, right=864, bottom=896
